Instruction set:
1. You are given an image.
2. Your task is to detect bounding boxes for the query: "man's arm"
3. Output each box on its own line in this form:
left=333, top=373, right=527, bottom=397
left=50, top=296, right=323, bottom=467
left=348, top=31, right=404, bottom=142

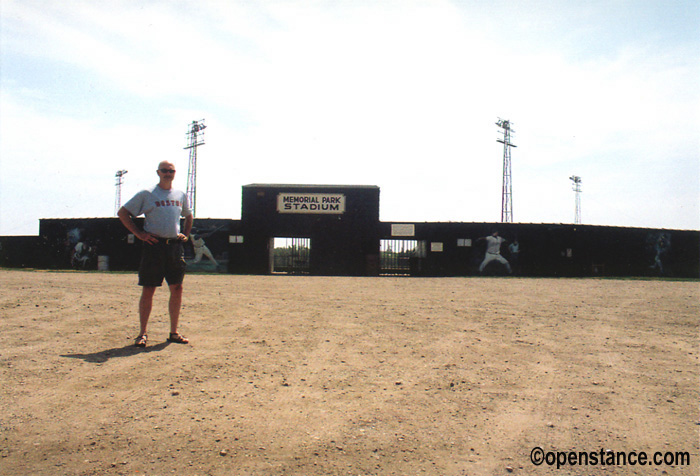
left=117, top=206, right=159, bottom=244
left=179, top=213, right=194, bottom=241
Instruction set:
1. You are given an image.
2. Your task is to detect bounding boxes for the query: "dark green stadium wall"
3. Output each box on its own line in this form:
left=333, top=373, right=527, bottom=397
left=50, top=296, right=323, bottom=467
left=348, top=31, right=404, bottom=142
left=2, top=185, right=698, bottom=278
left=378, top=222, right=698, bottom=278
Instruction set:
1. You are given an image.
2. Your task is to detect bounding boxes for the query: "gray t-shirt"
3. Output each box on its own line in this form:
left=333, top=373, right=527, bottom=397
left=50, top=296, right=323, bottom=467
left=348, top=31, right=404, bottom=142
left=123, top=185, right=192, bottom=238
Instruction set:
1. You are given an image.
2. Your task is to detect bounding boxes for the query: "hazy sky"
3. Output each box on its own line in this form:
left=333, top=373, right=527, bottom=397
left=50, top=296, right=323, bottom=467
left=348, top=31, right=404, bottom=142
left=1, top=0, right=698, bottom=235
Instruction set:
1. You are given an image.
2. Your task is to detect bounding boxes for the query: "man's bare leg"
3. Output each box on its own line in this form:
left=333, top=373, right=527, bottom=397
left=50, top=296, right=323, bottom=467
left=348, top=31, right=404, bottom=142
left=167, top=283, right=188, bottom=343
left=139, top=286, right=157, bottom=336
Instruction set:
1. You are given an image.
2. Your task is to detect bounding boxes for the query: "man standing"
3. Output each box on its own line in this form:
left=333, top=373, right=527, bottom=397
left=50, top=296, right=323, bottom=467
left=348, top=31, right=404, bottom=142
left=118, top=161, right=194, bottom=347
left=477, top=230, right=512, bottom=274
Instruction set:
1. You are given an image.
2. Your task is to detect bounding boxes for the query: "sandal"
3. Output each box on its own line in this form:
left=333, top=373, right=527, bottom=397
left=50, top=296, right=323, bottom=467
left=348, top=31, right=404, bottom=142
left=167, top=332, right=189, bottom=344
left=134, top=334, right=148, bottom=347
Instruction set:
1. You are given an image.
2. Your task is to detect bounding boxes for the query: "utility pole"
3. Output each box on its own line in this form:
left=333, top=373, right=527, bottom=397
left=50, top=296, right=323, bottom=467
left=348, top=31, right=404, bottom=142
left=496, top=119, right=517, bottom=222
left=114, top=170, right=128, bottom=215
left=570, top=175, right=582, bottom=224
left=184, top=119, right=206, bottom=217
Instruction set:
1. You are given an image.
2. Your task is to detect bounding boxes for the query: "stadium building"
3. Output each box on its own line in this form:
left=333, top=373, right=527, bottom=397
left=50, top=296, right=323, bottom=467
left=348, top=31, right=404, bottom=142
left=1, top=184, right=698, bottom=278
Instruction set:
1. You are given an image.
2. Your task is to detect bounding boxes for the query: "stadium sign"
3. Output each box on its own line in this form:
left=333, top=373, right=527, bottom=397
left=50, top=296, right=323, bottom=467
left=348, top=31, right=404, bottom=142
left=277, top=193, right=346, bottom=214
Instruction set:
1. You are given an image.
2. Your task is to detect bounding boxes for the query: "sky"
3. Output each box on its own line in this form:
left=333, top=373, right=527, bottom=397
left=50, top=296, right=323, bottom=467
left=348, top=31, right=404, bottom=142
left=1, top=0, right=698, bottom=235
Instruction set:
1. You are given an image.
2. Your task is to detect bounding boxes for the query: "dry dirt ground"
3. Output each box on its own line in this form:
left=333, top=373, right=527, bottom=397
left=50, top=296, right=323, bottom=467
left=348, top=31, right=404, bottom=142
left=0, top=269, right=698, bottom=476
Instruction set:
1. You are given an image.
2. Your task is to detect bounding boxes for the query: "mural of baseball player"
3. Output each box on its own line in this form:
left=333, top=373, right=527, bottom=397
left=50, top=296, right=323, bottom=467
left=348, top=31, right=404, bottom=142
left=648, top=232, right=671, bottom=275
left=508, top=238, right=520, bottom=273
left=72, top=241, right=91, bottom=269
left=67, top=227, right=96, bottom=269
left=192, top=234, right=218, bottom=265
left=477, top=230, right=512, bottom=274
left=189, top=225, right=224, bottom=267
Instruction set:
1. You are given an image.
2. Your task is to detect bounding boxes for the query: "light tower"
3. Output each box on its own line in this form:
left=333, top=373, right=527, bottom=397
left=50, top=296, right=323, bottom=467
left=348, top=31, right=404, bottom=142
left=569, top=175, right=582, bottom=224
left=496, top=118, right=517, bottom=222
left=114, top=170, right=128, bottom=215
left=184, top=119, right=206, bottom=217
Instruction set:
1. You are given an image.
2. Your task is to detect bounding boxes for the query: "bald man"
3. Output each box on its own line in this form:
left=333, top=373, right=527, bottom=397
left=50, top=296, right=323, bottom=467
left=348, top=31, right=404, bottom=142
left=118, top=161, right=194, bottom=347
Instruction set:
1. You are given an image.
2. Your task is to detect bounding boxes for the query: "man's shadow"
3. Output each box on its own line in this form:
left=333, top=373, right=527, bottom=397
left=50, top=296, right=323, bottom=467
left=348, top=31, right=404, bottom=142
left=61, top=341, right=171, bottom=363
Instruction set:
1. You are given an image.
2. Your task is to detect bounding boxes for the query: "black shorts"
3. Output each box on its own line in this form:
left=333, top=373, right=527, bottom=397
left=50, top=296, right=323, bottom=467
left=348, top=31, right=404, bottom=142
left=138, top=240, right=187, bottom=287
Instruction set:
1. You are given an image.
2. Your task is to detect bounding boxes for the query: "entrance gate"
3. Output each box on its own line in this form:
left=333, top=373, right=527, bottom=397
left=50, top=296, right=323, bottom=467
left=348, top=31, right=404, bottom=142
left=380, top=239, right=424, bottom=275
left=272, top=237, right=311, bottom=274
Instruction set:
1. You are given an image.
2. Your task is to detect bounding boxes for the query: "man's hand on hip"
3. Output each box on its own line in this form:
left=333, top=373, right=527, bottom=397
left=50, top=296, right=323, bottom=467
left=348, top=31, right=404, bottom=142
left=138, top=231, right=159, bottom=244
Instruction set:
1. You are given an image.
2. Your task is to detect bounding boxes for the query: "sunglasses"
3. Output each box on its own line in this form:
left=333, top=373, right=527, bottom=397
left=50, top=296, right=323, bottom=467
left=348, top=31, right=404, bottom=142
left=159, top=169, right=176, bottom=174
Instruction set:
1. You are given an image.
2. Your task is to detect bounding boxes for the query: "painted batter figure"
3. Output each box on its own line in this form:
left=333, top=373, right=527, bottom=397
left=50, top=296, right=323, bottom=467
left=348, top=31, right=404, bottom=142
left=192, top=235, right=218, bottom=265
left=477, top=230, right=512, bottom=274
left=117, top=161, right=194, bottom=347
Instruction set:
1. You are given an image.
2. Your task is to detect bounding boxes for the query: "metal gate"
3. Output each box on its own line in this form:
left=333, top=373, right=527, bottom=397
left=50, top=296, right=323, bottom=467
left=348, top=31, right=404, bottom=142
left=380, top=239, right=425, bottom=275
left=273, top=237, right=311, bottom=274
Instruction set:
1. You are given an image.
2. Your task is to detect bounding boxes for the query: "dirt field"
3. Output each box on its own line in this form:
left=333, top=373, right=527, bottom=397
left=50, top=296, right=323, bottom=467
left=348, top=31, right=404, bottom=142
left=1, top=269, right=698, bottom=476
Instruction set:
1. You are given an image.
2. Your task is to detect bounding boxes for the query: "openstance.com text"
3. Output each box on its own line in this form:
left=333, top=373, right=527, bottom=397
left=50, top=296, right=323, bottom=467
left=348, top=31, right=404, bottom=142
left=530, top=446, right=691, bottom=470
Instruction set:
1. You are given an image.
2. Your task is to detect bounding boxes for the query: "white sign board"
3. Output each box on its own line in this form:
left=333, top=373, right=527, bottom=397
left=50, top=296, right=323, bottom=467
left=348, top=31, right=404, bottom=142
left=391, top=224, right=415, bottom=237
left=277, top=193, right=346, bottom=214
